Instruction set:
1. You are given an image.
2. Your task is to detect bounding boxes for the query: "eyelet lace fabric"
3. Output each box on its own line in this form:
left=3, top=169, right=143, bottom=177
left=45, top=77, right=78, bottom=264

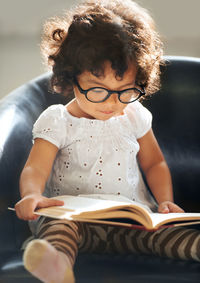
left=32, top=102, right=156, bottom=210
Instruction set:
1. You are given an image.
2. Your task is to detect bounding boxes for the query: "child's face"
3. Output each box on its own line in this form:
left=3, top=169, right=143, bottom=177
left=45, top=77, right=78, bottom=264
left=73, top=61, right=137, bottom=120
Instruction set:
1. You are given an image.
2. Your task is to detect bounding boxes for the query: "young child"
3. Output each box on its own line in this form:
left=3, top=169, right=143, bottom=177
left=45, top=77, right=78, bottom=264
left=15, top=0, right=200, bottom=282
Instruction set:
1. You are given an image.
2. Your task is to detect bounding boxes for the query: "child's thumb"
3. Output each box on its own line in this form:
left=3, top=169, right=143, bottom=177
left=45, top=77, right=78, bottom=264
left=48, top=198, right=64, bottom=206
left=39, top=198, right=64, bottom=208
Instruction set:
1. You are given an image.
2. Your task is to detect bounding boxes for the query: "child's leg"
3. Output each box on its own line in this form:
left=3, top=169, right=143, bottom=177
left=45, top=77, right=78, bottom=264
left=24, top=218, right=82, bottom=283
left=106, top=225, right=200, bottom=261
left=106, top=225, right=154, bottom=254
left=147, top=226, right=200, bottom=261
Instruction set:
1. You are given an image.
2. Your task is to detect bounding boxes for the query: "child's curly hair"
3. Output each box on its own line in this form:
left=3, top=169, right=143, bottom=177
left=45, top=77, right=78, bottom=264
left=41, top=0, right=164, bottom=97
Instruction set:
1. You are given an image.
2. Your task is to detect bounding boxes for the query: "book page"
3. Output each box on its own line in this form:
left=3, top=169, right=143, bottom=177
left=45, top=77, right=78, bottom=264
left=49, top=194, right=153, bottom=213
left=78, top=194, right=153, bottom=213
left=77, top=194, right=154, bottom=226
left=36, top=195, right=136, bottom=217
left=149, top=212, right=200, bottom=229
left=35, top=194, right=153, bottom=227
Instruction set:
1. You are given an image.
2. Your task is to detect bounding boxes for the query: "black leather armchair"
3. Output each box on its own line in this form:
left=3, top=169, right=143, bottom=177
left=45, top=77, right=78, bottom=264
left=0, top=56, right=200, bottom=283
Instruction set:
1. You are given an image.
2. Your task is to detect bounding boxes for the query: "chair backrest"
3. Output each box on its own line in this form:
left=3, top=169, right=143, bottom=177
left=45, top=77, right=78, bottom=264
left=143, top=56, right=200, bottom=211
left=0, top=56, right=200, bottom=252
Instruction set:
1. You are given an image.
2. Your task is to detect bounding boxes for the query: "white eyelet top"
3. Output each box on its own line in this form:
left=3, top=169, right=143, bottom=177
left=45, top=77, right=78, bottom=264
left=33, top=101, right=157, bottom=210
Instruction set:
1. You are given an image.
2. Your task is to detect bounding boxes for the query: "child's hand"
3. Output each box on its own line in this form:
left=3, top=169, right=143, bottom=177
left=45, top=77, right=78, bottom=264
left=158, top=201, right=185, bottom=213
left=15, top=194, right=64, bottom=221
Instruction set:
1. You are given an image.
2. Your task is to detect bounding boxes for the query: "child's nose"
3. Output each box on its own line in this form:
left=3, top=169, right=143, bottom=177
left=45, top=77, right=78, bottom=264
left=105, top=93, right=118, bottom=104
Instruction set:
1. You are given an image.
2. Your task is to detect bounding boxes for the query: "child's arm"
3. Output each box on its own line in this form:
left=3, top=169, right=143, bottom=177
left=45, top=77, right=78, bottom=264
left=137, top=129, right=184, bottom=213
left=15, top=138, right=64, bottom=220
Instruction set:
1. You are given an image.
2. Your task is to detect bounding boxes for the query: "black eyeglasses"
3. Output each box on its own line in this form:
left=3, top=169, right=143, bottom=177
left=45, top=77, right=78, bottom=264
left=74, top=79, right=145, bottom=104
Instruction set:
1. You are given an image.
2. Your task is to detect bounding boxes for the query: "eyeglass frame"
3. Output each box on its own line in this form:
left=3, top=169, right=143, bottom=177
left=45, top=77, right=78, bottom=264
left=74, top=79, right=146, bottom=104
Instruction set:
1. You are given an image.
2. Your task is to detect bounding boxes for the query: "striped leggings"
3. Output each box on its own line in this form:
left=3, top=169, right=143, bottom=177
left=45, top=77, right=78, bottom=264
left=35, top=217, right=200, bottom=266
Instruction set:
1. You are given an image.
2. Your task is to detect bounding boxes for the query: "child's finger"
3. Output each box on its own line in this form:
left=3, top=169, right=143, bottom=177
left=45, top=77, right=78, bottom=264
left=15, top=200, right=38, bottom=220
left=37, top=198, right=64, bottom=209
left=158, top=203, right=170, bottom=213
left=168, top=202, right=185, bottom=213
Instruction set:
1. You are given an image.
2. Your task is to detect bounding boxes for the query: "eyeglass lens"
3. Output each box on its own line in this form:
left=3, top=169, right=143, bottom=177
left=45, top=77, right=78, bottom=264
left=87, top=88, right=141, bottom=102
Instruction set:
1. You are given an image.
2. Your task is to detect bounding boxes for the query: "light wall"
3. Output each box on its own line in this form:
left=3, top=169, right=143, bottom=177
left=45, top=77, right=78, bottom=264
left=0, top=0, right=200, bottom=98
left=139, top=0, right=200, bottom=56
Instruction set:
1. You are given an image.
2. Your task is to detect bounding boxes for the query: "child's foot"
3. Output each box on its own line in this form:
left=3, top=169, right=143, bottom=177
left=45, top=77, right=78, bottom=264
left=23, top=239, right=75, bottom=283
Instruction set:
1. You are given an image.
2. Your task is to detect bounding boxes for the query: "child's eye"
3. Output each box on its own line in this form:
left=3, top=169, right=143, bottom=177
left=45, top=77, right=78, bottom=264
left=92, top=89, right=106, bottom=94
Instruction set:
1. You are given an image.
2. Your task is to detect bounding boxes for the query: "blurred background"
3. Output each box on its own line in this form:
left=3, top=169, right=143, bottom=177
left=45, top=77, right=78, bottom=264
left=0, top=0, right=200, bottom=99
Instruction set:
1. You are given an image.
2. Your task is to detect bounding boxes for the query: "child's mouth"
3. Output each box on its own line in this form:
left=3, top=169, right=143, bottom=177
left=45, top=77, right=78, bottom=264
left=100, top=111, right=114, bottom=115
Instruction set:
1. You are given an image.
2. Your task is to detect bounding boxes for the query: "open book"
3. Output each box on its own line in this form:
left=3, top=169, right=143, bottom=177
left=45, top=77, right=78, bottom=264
left=33, top=194, right=200, bottom=231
